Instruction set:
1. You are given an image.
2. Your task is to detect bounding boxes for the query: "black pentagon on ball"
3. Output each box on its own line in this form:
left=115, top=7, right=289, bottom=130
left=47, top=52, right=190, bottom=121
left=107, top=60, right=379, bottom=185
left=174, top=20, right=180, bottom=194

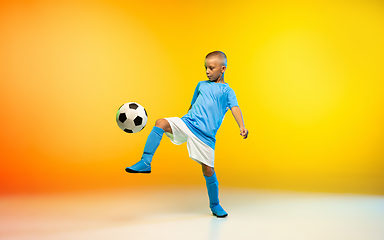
left=144, top=108, right=148, bottom=117
left=133, top=116, right=143, bottom=126
left=124, top=129, right=133, bottom=133
left=119, top=113, right=127, bottom=123
left=129, top=103, right=138, bottom=110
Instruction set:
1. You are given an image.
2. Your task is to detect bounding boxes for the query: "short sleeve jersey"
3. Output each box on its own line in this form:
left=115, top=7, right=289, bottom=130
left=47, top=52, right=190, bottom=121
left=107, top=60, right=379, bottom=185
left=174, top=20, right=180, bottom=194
left=181, top=80, right=239, bottom=150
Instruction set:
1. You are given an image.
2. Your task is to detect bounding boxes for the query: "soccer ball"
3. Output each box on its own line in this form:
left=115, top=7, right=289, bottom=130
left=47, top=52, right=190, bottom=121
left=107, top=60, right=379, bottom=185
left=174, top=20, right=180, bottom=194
left=116, top=102, right=148, bottom=133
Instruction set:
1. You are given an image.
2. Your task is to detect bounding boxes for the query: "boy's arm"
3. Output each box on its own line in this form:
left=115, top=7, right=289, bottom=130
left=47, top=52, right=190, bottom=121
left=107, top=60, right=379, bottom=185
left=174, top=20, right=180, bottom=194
left=188, top=105, right=192, bottom=111
left=231, top=106, right=248, bottom=139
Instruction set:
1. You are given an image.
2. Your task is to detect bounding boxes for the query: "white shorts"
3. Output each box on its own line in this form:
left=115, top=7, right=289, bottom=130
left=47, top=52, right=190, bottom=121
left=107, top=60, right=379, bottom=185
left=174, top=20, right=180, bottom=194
left=164, top=117, right=215, bottom=167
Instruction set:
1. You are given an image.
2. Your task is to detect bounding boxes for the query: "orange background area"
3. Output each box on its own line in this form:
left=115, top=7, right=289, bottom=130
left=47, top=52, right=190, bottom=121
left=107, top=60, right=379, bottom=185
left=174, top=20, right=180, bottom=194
left=1, top=0, right=383, bottom=195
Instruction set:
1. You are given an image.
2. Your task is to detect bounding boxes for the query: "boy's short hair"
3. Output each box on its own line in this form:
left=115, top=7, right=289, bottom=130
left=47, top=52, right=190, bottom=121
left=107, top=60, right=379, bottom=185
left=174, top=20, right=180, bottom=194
left=205, top=51, right=227, bottom=67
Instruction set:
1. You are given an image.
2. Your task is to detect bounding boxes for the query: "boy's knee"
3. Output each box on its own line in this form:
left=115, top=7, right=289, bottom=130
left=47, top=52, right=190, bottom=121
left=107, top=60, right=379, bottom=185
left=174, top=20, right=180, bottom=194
left=202, top=164, right=214, bottom=177
left=155, top=118, right=164, bottom=127
left=155, top=118, right=172, bottom=133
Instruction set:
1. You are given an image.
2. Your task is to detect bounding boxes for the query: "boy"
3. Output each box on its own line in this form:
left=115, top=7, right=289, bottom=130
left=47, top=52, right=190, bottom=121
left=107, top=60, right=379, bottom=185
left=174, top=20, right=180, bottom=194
left=125, top=51, right=248, bottom=218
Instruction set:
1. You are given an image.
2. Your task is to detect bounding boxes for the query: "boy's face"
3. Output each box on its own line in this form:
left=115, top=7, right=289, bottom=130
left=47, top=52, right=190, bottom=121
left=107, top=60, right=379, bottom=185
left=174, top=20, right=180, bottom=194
left=205, top=57, right=226, bottom=82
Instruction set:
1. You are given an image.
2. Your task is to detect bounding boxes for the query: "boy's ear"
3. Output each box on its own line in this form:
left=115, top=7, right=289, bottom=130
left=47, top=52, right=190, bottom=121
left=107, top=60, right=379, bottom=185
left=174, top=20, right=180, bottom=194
left=221, top=65, right=227, bottom=73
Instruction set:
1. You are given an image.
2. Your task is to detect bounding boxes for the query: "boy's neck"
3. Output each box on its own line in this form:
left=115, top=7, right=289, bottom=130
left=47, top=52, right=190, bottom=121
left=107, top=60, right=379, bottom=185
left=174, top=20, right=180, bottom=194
left=211, top=79, right=225, bottom=84
left=212, top=76, right=225, bottom=84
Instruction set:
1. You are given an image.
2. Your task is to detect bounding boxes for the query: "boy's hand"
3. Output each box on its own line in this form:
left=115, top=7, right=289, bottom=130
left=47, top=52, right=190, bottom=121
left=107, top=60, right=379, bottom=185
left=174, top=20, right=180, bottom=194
left=240, top=127, right=248, bottom=139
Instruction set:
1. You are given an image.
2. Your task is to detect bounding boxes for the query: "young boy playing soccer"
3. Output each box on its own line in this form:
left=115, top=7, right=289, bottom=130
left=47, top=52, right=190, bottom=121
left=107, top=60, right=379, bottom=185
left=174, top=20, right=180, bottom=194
left=125, top=51, right=248, bottom=218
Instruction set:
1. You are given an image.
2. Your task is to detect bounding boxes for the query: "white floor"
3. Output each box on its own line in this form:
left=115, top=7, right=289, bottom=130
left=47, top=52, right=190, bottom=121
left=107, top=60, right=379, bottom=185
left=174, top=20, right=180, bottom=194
left=1, top=186, right=383, bottom=240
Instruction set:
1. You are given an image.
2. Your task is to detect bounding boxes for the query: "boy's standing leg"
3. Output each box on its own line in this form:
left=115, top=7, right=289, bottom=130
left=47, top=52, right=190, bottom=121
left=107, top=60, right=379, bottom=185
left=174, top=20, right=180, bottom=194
left=125, top=119, right=172, bottom=173
left=202, top=164, right=228, bottom=218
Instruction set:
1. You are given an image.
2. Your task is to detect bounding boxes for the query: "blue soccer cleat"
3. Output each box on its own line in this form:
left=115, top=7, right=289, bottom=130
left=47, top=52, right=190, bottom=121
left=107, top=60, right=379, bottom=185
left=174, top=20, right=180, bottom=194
left=211, top=204, right=228, bottom=218
left=125, top=160, right=151, bottom=173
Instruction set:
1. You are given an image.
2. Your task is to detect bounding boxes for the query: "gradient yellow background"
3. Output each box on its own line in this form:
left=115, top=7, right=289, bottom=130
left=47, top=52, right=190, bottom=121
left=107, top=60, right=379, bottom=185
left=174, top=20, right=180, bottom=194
left=1, top=0, right=383, bottom=195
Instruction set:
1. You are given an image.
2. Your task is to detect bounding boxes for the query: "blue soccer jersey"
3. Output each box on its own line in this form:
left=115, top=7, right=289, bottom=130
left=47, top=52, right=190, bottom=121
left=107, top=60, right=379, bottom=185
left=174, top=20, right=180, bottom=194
left=181, top=80, right=239, bottom=150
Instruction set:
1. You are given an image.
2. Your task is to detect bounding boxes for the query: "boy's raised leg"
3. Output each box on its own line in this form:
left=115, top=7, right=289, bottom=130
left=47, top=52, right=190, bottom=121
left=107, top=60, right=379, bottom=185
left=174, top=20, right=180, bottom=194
left=125, top=126, right=165, bottom=173
left=125, top=118, right=171, bottom=173
left=203, top=167, right=228, bottom=218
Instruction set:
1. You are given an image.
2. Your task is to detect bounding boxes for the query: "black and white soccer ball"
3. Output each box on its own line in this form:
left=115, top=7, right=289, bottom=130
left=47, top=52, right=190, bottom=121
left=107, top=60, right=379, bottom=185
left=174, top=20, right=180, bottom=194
left=116, top=102, right=148, bottom=133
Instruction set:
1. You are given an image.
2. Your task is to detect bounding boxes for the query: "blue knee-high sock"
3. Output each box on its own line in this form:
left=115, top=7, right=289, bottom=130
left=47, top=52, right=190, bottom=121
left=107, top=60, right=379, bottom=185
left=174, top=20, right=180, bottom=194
left=204, top=172, right=220, bottom=209
left=141, top=126, right=164, bottom=164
